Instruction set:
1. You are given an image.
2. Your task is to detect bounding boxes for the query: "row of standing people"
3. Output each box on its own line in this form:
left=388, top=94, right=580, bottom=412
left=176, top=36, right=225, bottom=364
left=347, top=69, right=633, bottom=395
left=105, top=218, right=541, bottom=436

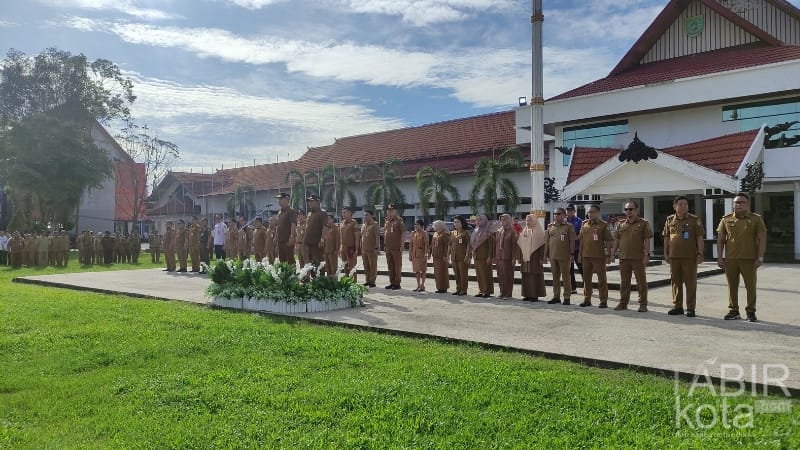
left=1, top=230, right=71, bottom=268
left=75, top=230, right=142, bottom=265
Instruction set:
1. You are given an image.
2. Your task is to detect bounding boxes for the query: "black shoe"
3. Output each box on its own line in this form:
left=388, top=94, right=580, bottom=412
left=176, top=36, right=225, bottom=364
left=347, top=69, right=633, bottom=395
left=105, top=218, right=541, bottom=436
left=452, top=292, right=460, bottom=295
left=724, top=310, right=741, bottom=320
left=571, top=289, right=578, bottom=294
left=385, top=285, right=394, bottom=289
left=162, top=269, right=170, bottom=272
left=668, top=308, right=685, bottom=316
left=363, top=282, right=371, bottom=286
left=457, top=292, right=467, bottom=296
left=177, top=269, right=187, bottom=273
left=435, top=290, right=446, bottom=294
left=391, top=285, right=401, bottom=290
left=598, top=302, right=608, bottom=309
left=686, top=309, right=696, bottom=317
left=530, top=297, right=539, bottom=302
left=579, top=301, right=591, bottom=307
left=746, top=313, right=758, bottom=322
left=562, top=299, right=570, bottom=305
left=369, top=284, right=376, bottom=288
left=547, top=298, right=561, bottom=304
left=474, top=293, right=485, bottom=297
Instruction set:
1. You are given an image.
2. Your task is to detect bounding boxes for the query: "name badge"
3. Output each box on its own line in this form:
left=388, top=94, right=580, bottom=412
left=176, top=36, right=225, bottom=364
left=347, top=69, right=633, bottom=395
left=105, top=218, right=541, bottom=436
left=458, top=238, right=462, bottom=244
left=683, top=231, right=689, bottom=239
left=593, top=231, right=598, bottom=241
left=560, top=234, right=565, bottom=241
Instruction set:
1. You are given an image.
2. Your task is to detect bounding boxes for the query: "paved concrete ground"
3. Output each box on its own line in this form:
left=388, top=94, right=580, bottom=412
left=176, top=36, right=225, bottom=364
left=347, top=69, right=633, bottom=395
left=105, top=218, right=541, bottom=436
left=15, top=262, right=800, bottom=393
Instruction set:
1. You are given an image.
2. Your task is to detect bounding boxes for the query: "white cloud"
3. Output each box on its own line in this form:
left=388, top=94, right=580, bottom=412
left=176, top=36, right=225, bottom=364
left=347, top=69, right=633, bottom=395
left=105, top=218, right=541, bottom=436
left=223, top=0, right=288, bottom=8
left=121, top=72, right=407, bottom=167
left=334, top=0, right=517, bottom=26
left=35, top=0, right=180, bottom=20
left=61, top=16, right=618, bottom=107
left=0, top=20, right=19, bottom=27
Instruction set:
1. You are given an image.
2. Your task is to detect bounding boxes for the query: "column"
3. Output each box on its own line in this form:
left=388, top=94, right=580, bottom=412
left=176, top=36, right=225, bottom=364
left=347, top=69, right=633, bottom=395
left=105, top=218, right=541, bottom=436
left=724, top=197, right=733, bottom=214
left=529, top=0, right=546, bottom=228
left=643, top=195, right=655, bottom=253
left=795, top=182, right=800, bottom=261
left=704, top=198, right=715, bottom=239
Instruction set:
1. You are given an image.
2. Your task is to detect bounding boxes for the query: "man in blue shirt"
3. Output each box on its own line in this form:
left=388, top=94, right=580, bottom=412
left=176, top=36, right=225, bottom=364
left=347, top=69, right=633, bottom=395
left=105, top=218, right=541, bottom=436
left=566, top=205, right=583, bottom=293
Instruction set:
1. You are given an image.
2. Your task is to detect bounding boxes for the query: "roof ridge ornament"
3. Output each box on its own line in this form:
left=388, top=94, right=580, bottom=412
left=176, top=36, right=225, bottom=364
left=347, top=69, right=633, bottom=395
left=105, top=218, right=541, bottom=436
left=618, top=132, right=659, bottom=163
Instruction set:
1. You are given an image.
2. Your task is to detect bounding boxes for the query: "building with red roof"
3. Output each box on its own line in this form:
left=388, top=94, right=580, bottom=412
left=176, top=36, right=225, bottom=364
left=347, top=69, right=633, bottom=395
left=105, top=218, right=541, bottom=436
left=516, top=0, right=800, bottom=260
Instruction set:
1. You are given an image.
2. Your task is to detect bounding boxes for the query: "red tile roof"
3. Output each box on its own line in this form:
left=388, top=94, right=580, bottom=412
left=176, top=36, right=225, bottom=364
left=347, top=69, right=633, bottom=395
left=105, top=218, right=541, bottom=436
left=565, top=130, right=760, bottom=184
left=145, top=195, right=201, bottom=217
left=294, top=111, right=518, bottom=173
left=550, top=44, right=800, bottom=101
left=207, top=161, right=296, bottom=195
left=566, top=148, right=621, bottom=184
left=662, top=129, right=759, bottom=175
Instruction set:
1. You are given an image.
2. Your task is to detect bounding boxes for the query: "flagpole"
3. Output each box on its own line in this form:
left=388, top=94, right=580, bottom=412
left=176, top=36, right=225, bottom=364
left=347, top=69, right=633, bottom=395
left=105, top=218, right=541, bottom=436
left=530, top=0, right=546, bottom=227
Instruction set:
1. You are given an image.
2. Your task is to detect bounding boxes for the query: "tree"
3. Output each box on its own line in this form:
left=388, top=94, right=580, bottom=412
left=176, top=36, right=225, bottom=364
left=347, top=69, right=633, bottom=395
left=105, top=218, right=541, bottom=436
left=416, top=165, right=460, bottom=222
left=116, top=120, right=179, bottom=231
left=285, top=168, right=312, bottom=210
left=364, top=158, right=406, bottom=214
left=327, top=166, right=358, bottom=216
left=226, top=185, right=256, bottom=219
left=0, top=47, right=135, bottom=230
left=0, top=111, right=112, bottom=228
left=469, top=147, right=525, bottom=216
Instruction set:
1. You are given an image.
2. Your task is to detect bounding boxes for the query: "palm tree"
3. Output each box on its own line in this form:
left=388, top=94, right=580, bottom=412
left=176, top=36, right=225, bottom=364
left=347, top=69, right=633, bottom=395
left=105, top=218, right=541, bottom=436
left=416, top=165, right=459, bottom=222
left=226, top=184, right=257, bottom=219
left=330, top=167, right=358, bottom=215
left=285, top=168, right=308, bottom=210
left=364, top=158, right=406, bottom=214
left=469, top=147, right=525, bottom=216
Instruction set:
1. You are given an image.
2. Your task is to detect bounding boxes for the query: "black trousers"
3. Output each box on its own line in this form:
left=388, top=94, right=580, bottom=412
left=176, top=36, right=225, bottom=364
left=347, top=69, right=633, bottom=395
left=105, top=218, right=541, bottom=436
left=214, top=245, right=226, bottom=260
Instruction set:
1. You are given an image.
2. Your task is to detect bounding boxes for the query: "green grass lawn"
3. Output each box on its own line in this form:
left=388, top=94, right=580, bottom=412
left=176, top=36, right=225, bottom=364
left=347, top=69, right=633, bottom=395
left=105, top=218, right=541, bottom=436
left=1, top=261, right=798, bottom=449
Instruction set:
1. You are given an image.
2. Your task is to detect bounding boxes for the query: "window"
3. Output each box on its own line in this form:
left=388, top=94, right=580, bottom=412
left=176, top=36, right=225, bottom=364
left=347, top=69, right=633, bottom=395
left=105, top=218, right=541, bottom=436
left=562, top=120, right=629, bottom=166
left=723, top=98, right=800, bottom=148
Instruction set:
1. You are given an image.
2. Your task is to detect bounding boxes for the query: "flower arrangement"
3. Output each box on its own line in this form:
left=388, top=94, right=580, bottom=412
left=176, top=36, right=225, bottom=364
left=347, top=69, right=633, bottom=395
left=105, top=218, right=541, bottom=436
left=202, top=259, right=367, bottom=307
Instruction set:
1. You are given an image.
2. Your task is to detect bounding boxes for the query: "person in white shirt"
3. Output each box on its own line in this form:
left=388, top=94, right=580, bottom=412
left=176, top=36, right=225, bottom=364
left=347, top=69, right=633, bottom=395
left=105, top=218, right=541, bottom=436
left=212, top=214, right=227, bottom=260
left=0, top=230, right=8, bottom=265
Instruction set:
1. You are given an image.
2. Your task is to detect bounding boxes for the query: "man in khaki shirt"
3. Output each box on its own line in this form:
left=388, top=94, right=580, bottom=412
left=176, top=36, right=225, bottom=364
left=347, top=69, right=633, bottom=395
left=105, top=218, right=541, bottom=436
left=252, top=218, right=267, bottom=262
left=610, top=200, right=653, bottom=312
left=578, top=205, right=613, bottom=308
left=662, top=195, right=705, bottom=317
left=360, top=210, right=380, bottom=288
left=274, top=193, right=297, bottom=265
left=339, top=206, right=361, bottom=281
left=302, top=195, right=325, bottom=268
left=717, top=193, right=767, bottom=322
left=544, top=208, right=575, bottom=305
left=383, top=204, right=405, bottom=290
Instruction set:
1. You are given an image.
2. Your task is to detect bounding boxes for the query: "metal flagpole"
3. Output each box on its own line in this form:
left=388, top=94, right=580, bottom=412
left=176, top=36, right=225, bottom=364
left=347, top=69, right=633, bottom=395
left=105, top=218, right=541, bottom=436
left=530, top=0, right=546, bottom=227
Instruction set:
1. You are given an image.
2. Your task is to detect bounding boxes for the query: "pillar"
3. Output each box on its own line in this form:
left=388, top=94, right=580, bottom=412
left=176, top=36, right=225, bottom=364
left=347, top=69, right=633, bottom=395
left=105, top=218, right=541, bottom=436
left=529, top=0, right=546, bottom=228
left=643, top=195, right=655, bottom=253
left=795, top=182, right=800, bottom=261
left=705, top=198, right=715, bottom=240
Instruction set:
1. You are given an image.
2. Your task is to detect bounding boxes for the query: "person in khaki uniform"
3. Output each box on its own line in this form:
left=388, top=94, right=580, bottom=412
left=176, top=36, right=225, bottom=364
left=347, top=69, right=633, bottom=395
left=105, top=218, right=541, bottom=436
left=237, top=217, right=252, bottom=260
left=448, top=216, right=471, bottom=296
left=303, top=195, right=325, bottom=269
left=131, top=232, right=142, bottom=263
left=431, top=220, right=450, bottom=294
left=717, top=193, right=767, bottom=322
left=663, top=195, right=705, bottom=317
left=224, top=220, right=237, bottom=260
left=578, top=205, right=613, bottom=307
left=409, top=219, right=430, bottom=292
left=321, top=213, right=340, bottom=277
left=187, top=217, right=201, bottom=271
left=48, top=232, right=57, bottom=266
left=59, top=231, right=70, bottom=267
left=252, top=218, right=267, bottom=262
left=9, top=232, right=24, bottom=268
left=149, top=230, right=162, bottom=263
left=339, top=206, right=360, bottom=280
left=274, top=193, right=297, bottom=265
left=360, top=210, right=380, bottom=288
left=102, top=231, right=114, bottom=264
left=494, top=214, right=517, bottom=299
left=163, top=221, right=176, bottom=271
left=544, top=208, right=576, bottom=305
left=470, top=214, right=495, bottom=298
left=175, top=219, right=189, bottom=272
left=610, top=201, right=654, bottom=312
left=518, top=214, right=546, bottom=302
left=36, top=232, right=49, bottom=267
left=265, top=216, right=278, bottom=264
left=383, top=204, right=405, bottom=290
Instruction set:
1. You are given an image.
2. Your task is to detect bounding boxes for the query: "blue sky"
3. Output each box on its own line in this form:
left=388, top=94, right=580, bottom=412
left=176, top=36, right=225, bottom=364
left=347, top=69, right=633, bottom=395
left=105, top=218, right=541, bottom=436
left=2, top=0, right=797, bottom=171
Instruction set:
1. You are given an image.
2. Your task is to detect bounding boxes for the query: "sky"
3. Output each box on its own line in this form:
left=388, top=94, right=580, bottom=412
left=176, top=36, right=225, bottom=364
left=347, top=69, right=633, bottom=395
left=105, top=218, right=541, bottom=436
left=2, top=0, right=797, bottom=172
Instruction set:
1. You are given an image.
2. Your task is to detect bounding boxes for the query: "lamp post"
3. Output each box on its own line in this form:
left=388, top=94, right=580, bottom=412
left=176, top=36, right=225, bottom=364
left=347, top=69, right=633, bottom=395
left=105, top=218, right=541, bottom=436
left=530, top=0, right=546, bottom=227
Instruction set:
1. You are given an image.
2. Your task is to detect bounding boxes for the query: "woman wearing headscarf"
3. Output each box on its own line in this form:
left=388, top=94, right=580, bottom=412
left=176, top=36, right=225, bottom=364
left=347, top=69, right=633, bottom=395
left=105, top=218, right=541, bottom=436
left=517, top=214, right=547, bottom=301
left=470, top=214, right=495, bottom=298
left=409, top=219, right=430, bottom=292
left=448, top=216, right=471, bottom=296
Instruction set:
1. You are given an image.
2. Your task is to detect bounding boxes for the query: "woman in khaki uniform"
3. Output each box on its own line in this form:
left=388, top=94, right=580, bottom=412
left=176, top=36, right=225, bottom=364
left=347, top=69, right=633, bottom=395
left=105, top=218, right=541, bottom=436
left=322, top=214, right=340, bottom=277
left=470, top=214, right=495, bottom=298
left=449, top=216, right=471, bottom=296
left=430, top=220, right=450, bottom=293
left=409, top=219, right=429, bottom=292
left=518, top=214, right=546, bottom=302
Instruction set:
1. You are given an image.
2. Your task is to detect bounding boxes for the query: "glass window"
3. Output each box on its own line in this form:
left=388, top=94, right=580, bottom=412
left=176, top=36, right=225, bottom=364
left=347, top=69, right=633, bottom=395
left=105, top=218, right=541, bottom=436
left=561, top=120, right=628, bottom=166
left=722, top=98, right=800, bottom=147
